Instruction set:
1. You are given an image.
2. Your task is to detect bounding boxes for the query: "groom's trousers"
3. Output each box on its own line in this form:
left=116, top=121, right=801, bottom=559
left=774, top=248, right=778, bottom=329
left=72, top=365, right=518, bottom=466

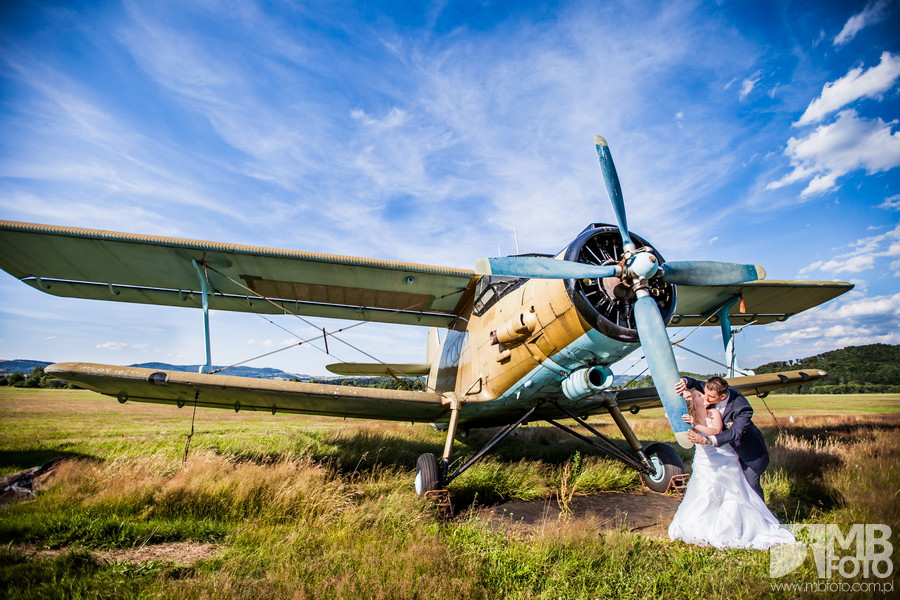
left=740, top=461, right=765, bottom=501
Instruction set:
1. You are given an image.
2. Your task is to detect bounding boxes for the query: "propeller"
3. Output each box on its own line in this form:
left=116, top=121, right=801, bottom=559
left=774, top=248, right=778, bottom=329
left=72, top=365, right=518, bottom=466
left=595, top=136, right=693, bottom=448
left=472, top=136, right=771, bottom=448
left=633, top=291, right=693, bottom=448
left=660, top=261, right=765, bottom=286
left=594, top=136, right=635, bottom=252
left=474, top=256, right=620, bottom=279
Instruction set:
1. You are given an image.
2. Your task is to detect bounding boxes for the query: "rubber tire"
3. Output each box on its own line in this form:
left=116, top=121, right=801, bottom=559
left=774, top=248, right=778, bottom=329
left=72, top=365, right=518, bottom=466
left=414, top=453, right=441, bottom=497
left=641, top=442, right=685, bottom=493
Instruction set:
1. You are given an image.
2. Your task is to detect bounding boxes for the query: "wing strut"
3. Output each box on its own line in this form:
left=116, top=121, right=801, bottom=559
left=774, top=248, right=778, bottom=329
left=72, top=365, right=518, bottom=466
left=191, top=259, right=213, bottom=374
left=699, top=294, right=755, bottom=378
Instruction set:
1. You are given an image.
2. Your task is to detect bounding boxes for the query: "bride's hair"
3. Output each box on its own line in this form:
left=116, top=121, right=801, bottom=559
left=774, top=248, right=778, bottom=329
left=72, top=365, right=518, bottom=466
left=684, top=388, right=701, bottom=422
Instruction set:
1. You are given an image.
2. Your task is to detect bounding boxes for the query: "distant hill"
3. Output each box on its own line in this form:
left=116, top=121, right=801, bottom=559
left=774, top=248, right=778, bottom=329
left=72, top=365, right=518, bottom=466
left=753, top=343, right=900, bottom=394
left=0, top=359, right=51, bottom=374
left=129, top=363, right=312, bottom=381
left=0, top=360, right=310, bottom=381
left=4, top=343, right=898, bottom=392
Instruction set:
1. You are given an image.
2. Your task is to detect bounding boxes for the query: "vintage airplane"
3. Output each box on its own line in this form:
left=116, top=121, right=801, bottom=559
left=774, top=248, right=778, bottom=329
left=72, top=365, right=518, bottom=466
left=0, top=137, right=852, bottom=496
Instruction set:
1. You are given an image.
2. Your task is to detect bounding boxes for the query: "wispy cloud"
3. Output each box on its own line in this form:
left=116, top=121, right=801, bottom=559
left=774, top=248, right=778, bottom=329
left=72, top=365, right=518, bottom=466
left=739, top=71, right=762, bottom=101
left=794, top=52, right=900, bottom=126
left=833, top=0, right=892, bottom=47
left=96, top=342, right=150, bottom=351
left=799, top=223, right=900, bottom=276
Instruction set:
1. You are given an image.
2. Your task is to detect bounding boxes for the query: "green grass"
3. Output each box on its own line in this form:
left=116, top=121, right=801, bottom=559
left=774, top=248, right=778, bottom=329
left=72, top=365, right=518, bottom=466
left=1, top=388, right=898, bottom=599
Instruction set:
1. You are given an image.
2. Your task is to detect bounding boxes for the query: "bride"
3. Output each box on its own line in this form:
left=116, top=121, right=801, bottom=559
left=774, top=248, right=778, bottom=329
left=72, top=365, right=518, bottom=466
left=668, top=388, right=795, bottom=550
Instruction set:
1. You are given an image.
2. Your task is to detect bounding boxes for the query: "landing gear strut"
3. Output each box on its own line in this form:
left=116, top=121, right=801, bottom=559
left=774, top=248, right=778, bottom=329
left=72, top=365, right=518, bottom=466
left=414, top=402, right=540, bottom=496
left=414, top=395, right=685, bottom=497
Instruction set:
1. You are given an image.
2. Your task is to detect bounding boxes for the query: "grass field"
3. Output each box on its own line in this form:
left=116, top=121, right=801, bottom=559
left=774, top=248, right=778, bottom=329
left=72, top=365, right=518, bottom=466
left=0, top=388, right=898, bottom=599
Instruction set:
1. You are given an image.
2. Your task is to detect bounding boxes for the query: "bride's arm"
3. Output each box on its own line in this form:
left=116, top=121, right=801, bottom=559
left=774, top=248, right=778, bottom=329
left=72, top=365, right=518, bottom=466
left=691, top=408, right=723, bottom=435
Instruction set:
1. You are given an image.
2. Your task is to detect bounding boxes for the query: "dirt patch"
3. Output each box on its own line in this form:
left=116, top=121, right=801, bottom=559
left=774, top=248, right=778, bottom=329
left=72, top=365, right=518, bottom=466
left=473, top=490, right=681, bottom=539
left=11, top=541, right=220, bottom=566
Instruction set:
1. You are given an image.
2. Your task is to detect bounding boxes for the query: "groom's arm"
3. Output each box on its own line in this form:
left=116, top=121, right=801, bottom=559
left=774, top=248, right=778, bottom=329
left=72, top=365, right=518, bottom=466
left=681, top=376, right=704, bottom=392
left=711, top=396, right=754, bottom=447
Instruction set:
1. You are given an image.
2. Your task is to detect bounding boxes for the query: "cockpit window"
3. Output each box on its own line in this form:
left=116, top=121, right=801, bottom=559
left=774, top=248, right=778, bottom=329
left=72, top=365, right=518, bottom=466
left=473, top=275, right=526, bottom=316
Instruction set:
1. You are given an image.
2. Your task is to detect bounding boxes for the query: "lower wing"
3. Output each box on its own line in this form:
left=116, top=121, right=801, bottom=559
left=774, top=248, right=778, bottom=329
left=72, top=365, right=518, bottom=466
left=611, top=369, right=827, bottom=412
left=47, top=363, right=448, bottom=423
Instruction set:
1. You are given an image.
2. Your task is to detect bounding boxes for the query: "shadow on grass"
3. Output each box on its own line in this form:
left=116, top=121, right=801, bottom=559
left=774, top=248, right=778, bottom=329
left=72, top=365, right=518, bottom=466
left=0, top=450, right=97, bottom=476
left=457, top=424, right=680, bottom=465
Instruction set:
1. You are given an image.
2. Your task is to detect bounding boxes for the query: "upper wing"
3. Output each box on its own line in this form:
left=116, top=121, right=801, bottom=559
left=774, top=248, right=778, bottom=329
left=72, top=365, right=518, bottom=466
left=610, top=369, right=828, bottom=412
left=670, top=280, right=853, bottom=327
left=0, top=221, right=477, bottom=327
left=46, top=363, right=449, bottom=423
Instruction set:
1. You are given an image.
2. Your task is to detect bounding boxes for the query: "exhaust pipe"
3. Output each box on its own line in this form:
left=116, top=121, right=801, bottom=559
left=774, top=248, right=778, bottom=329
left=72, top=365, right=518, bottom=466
left=562, top=366, right=614, bottom=401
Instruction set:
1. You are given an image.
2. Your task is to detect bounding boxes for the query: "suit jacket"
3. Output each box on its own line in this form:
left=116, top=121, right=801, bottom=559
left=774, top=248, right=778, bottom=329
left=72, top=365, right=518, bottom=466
left=682, top=376, right=769, bottom=474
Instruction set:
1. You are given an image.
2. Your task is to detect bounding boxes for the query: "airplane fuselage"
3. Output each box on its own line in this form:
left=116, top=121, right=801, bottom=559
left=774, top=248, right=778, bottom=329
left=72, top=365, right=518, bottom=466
left=428, top=223, right=675, bottom=426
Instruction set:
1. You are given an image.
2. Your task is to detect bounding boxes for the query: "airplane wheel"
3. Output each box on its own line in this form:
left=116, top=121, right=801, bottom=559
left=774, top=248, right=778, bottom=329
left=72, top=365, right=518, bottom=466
left=414, top=453, right=440, bottom=496
left=641, top=442, right=684, bottom=493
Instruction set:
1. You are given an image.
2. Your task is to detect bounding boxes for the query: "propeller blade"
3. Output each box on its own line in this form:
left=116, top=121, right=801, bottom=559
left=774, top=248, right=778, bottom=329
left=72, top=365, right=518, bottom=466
left=633, top=292, right=693, bottom=449
left=660, top=261, right=766, bottom=286
left=594, top=136, right=635, bottom=251
left=474, top=256, right=619, bottom=280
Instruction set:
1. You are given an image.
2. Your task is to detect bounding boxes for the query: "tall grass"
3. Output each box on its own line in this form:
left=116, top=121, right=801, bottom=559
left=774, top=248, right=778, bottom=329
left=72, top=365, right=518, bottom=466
left=1, top=390, right=898, bottom=598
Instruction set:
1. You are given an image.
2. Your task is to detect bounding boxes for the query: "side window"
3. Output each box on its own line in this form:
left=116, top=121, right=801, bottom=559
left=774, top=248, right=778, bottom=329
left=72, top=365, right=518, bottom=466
left=473, top=276, right=526, bottom=316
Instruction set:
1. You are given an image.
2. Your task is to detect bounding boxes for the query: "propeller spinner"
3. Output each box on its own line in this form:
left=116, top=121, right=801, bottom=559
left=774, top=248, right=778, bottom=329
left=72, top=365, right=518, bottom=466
left=474, top=137, right=767, bottom=448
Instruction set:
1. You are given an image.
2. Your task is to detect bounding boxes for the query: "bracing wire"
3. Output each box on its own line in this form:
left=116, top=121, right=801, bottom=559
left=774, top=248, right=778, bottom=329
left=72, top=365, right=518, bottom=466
left=199, top=262, right=465, bottom=390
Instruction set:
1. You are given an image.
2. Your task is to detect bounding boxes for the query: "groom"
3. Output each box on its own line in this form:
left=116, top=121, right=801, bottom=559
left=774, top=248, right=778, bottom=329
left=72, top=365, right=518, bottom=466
left=675, top=376, right=769, bottom=500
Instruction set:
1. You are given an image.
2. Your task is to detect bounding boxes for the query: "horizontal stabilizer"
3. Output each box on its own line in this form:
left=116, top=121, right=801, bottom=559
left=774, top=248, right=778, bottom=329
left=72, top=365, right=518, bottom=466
left=325, top=363, right=432, bottom=376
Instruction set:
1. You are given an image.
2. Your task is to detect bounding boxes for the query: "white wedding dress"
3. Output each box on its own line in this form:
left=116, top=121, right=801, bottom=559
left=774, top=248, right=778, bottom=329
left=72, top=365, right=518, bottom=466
left=668, top=442, right=795, bottom=550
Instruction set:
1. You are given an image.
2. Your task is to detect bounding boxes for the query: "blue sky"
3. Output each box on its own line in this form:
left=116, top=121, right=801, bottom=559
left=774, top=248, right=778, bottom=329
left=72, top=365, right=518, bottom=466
left=1, top=0, right=898, bottom=377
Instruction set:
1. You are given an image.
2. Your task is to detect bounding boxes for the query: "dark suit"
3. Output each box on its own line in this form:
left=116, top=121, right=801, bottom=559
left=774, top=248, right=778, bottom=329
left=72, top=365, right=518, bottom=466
left=683, top=376, right=769, bottom=499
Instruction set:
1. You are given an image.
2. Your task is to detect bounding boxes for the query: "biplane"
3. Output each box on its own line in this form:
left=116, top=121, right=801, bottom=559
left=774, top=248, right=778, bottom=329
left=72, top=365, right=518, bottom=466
left=0, top=137, right=852, bottom=496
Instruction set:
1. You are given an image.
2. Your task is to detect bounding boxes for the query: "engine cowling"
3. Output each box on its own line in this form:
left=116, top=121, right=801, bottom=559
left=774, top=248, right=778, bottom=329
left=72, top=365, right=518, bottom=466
left=564, top=223, right=676, bottom=343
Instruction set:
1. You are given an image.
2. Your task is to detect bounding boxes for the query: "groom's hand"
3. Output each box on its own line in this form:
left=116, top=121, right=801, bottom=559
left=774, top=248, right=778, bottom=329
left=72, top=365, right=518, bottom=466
left=674, top=378, right=687, bottom=395
left=686, top=430, right=707, bottom=445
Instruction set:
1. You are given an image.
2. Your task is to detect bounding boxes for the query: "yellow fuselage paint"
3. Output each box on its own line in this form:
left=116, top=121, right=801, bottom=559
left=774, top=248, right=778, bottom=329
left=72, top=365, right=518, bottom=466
left=432, top=277, right=595, bottom=404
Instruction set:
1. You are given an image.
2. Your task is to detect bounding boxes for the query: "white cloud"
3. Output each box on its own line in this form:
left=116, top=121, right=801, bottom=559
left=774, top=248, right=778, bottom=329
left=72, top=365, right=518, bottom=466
left=767, top=110, right=900, bottom=197
left=764, top=291, right=900, bottom=352
left=879, top=194, right=900, bottom=210
left=799, top=223, right=900, bottom=276
left=834, top=0, right=892, bottom=47
left=795, top=52, right=900, bottom=126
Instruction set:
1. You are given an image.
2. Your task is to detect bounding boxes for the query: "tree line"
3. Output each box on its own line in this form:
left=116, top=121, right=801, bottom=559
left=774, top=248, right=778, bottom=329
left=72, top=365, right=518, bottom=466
left=0, top=366, right=72, bottom=389
left=753, top=343, right=900, bottom=394
left=3, top=344, right=897, bottom=394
